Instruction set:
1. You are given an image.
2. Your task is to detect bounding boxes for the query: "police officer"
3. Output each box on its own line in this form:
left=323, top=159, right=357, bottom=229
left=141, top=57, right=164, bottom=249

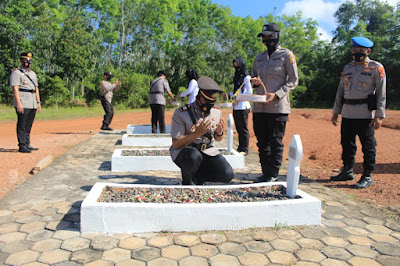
left=252, top=23, right=299, bottom=182
left=100, top=71, right=120, bottom=130
left=10, top=52, right=41, bottom=153
left=331, top=37, right=386, bottom=189
left=169, top=76, right=234, bottom=185
left=149, top=71, right=175, bottom=133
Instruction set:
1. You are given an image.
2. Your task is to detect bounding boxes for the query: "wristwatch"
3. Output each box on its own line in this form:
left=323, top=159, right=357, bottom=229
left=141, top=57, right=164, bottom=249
left=215, top=131, right=224, bottom=137
left=37, top=101, right=41, bottom=104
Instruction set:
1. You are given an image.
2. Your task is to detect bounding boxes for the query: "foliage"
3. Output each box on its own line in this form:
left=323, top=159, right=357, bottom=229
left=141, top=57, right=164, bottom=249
left=0, top=0, right=398, bottom=109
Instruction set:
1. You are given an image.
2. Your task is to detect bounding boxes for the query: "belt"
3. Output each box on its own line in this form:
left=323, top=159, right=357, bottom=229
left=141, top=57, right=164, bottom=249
left=150, top=91, right=164, bottom=94
left=190, top=143, right=213, bottom=152
left=343, top=98, right=368, bottom=104
left=19, top=88, right=36, bottom=93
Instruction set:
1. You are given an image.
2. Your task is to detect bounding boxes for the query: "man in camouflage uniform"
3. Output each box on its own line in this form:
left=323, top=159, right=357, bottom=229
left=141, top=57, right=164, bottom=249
left=170, top=76, right=234, bottom=185
left=331, top=37, right=386, bottom=189
left=10, top=52, right=41, bottom=153
left=100, top=71, right=120, bottom=130
left=252, top=23, right=299, bottom=182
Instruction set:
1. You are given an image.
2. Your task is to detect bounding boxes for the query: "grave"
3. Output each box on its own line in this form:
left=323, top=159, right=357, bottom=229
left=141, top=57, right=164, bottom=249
left=111, top=148, right=245, bottom=172
left=81, top=182, right=321, bottom=233
left=126, top=124, right=171, bottom=134
left=121, top=133, right=172, bottom=147
left=83, top=134, right=320, bottom=233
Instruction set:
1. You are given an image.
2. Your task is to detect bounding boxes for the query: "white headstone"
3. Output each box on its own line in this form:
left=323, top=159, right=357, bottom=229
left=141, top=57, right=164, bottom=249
left=286, top=135, right=303, bottom=198
left=227, top=114, right=234, bottom=152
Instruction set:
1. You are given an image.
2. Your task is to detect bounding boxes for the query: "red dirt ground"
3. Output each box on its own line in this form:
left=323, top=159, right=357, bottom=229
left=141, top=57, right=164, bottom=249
left=1, top=108, right=399, bottom=212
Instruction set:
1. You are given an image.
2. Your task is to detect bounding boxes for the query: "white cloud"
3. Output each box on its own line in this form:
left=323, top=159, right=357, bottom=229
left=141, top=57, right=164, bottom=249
left=317, top=26, right=333, bottom=42
left=281, top=0, right=344, bottom=26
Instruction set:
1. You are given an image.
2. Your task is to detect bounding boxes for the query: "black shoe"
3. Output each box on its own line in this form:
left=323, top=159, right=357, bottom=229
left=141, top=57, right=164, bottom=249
left=353, top=175, right=373, bottom=189
left=19, top=146, right=31, bottom=153
left=237, top=149, right=248, bottom=156
left=27, top=145, right=39, bottom=151
left=254, top=175, right=278, bottom=183
left=330, top=171, right=354, bottom=181
left=101, top=126, right=113, bottom=131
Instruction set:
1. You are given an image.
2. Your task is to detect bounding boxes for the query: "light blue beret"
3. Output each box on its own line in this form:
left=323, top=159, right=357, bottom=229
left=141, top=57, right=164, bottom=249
left=351, top=37, right=374, bottom=48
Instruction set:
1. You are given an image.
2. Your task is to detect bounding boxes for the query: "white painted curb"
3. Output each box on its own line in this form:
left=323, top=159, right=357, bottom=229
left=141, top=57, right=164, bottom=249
left=126, top=125, right=171, bottom=134
left=121, top=134, right=172, bottom=147
left=111, top=148, right=245, bottom=172
left=81, top=182, right=321, bottom=233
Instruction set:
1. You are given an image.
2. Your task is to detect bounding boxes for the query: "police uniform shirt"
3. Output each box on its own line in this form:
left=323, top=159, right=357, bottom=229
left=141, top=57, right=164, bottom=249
left=10, top=67, right=38, bottom=109
left=252, top=46, right=298, bottom=114
left=333, top=58, right=386, bottom=119
left=149, top=77, right=171, bottom=105
left=169, top=101, right=221, bottom=161
left=100, top=81, right=117, bottom=103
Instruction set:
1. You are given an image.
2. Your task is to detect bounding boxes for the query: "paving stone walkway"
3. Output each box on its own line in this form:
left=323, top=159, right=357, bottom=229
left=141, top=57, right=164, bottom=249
left=0, top=130, right=399, bottom=265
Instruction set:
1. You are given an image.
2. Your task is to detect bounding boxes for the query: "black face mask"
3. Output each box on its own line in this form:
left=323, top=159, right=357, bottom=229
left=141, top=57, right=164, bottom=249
left=22, top=60, right=31, bottom=68
left=196, top=96, right=214, bottom=114
left=263, top=39, right=279, bottom=50
left=353, top=52, right=367, bottom=62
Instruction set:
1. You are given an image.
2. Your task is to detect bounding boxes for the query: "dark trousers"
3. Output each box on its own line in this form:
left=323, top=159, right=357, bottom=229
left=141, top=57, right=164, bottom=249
left=101, top=97, right=114, bottom=126
left=253, top=113, right=287, bottom=178
left=16, top=108, right=36, bottom=147
left=174, top=147, right=234, bottom=185
left=150, top=104, right=165, bottom=133
left=341, top=118, right=376, bottom=175
left=233, top=109, right=250, bottom=153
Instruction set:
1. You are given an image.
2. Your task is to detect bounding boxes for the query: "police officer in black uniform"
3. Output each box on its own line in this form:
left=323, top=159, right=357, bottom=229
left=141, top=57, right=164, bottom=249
left=169, top=76, right=234, bottom=185
left=331, top=37, right=386, bottom=189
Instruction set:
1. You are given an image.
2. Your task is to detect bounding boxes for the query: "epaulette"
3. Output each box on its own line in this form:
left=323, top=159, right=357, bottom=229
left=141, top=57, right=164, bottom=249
left=179, top=104, right=191, bottom=112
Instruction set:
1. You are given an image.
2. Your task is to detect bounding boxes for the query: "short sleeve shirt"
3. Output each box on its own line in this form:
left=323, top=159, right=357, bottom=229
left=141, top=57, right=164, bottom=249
left=10, top=67, right=38, bottom=109
left=169, top=101, right=222, bottom=161
left=149, top=77, right=171, bottom=105
left=100, top=81, right=117, bottom=103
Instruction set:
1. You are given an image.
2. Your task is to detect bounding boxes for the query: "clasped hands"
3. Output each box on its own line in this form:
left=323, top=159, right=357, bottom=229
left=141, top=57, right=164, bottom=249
left=193, top=118, right=224, bottom=137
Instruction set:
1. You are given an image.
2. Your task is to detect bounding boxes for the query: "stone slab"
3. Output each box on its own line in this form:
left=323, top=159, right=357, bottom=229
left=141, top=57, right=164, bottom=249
left=81, top=182, right=321, bottom=233
left=126, top=125, right=171, bottom=134
left=121, top=134, right=172, bottom=147
left=111, top=148, right=245, bottom=172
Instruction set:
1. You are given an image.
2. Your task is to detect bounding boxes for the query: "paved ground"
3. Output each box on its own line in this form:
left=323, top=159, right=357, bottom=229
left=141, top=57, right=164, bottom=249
left=0, top=130, right=399, bottom=265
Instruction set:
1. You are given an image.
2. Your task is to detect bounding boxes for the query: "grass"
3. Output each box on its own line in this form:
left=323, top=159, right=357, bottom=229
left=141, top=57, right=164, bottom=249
left=0, top=104, right=151, bottom=122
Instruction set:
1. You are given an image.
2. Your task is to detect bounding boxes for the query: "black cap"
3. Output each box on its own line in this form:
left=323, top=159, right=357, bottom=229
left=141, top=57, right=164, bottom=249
left=257, top=23, right=280, bottom=37
left=198, top=76, right=223, bottom=101
left=20, top=52, right=33, bottom=59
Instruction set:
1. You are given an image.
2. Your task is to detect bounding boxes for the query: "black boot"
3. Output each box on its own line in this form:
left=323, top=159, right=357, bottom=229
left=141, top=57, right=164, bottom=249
left=330, top=168, right=354, bottom=181
left=254, top=175, right=278, bottom=183
left=27, top=145, right=39, bottom=150
left=19, top=145, right=31, bottom=153
left=353, top=175, right=373, bottom=189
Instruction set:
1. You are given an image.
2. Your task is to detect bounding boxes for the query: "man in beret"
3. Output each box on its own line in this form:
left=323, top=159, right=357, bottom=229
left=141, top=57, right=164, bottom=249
left=169, top=76, right=234, bottom=185
left=252, top=23, right=299, bottom=182
left=100, top=71, right=120, bottom=130
left=331, top=37, right=386, bottom=189
left=149, top=71, right=175, bottom=133
left=10, top=52, right=41, bottom=153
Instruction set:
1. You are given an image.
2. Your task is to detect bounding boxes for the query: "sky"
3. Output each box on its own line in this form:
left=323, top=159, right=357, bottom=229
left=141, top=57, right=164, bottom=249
left=211, top=0, right=399, bottom=41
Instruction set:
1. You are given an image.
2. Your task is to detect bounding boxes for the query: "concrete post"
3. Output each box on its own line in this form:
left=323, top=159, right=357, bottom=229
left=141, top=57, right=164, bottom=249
left=286, top=134, right=303, bottom=198
left=227, top=114, right=234, bottom=152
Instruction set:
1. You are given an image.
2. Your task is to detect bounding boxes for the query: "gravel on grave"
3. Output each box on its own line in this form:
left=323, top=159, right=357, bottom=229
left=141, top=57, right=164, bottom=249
left=121, top=149, right=234, bottom=156
left=98, top=185, right=301, bottom=203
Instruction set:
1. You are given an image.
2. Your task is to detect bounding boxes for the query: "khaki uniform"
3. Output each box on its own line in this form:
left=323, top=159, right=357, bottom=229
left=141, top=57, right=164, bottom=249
left=169, top=101, right=221, bottom=161
left=10, top=67, right=38, bottom=109
left=333, top=58, right=386, bottom=119
left=252, top=46, right=298, bottom=114
left=100, top=81, right=117, bottom=103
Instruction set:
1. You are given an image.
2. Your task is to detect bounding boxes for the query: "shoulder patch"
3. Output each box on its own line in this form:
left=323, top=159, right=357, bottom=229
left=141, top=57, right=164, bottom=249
left=179, top=104, right=191, bottom=112
left=377, top=66, right=385, bottom=78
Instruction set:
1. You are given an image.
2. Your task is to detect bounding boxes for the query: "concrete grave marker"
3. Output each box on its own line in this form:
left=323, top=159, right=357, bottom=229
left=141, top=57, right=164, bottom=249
left=286, top=135, right=303, bottom=198
left=126, top=125, right=171, bottom=134
left=227, top=114, right=234, bottom=152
